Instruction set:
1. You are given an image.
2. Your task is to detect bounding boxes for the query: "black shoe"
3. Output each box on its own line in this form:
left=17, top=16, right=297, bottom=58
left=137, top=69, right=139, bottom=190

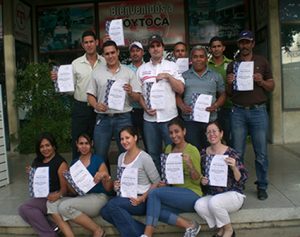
left=257, top=189, right=268, bottom=200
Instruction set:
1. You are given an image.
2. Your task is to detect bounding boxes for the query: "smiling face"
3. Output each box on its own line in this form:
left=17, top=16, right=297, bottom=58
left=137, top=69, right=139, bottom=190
left=149, top=42, right=164, bottom=61
left=40, top=139, right=56, bottom=159
left=76, top=136, right=92, bottom=156
left=206, top=123, right=223, bottom=145
left=103, top=45, right=120, bottom=67
left=169, top=124, right=186, bottom=146
left=130, top=46, right=144, bottom=64
left=191, top=48, right=208, bottom=73
left=120, top=130, right=138, bottom=151
left=81, top=35, right=98, bottom=56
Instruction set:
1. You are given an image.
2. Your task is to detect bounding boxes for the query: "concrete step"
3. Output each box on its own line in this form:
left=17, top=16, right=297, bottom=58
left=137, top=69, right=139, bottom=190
left=1, top=207, right=300, bottom=237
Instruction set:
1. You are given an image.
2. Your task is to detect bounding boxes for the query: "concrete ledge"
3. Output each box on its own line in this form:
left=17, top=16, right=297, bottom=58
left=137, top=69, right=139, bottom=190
left=1, top=207, right=300, bottom=236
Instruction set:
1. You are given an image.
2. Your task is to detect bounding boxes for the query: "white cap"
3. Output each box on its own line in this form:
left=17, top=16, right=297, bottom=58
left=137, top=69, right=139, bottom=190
left=129, top=41, right=143, bottom=50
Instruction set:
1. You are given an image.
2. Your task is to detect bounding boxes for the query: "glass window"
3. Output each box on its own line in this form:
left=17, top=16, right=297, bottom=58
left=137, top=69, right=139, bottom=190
left=280, top=0, right=300, bottom=109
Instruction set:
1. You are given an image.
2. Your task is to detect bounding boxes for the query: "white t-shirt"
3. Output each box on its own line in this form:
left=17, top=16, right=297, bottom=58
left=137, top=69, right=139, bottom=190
left=137, top=59, right=184, bottom=122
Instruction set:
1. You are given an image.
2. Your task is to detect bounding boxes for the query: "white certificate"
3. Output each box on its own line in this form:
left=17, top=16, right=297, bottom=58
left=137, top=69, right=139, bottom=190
left=108, top=80, right=126, bottom=111
left=120, top=167, right=138, bottom=198
left=176, top=58, right=189, bottom=74
left=209, top=155, right=228, bottom=187
left=109, top=19, right=125, bottom=46
left=236, top=61, right=254, bottom=91
left=70, top=160, right=96, bottom=194
left=165, top=153, right=184, bottom=184
left=193, top=94, right=213, bottom=123
left=57, top=64, right=74, bottom=92
left=33, top=167, right=49, bottom=198
left=150, top=81, right=166, bottom=110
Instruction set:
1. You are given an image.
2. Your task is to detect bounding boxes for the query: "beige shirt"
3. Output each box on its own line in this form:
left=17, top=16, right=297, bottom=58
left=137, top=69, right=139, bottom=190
left=87, top=64, right=142, bottom=114
left=72, top=54, right=105, bottom=102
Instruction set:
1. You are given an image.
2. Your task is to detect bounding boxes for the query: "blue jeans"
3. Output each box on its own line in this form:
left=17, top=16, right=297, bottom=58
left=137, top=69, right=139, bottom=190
left=184, top=120, right=209, bottom=152
left=217, top=107, right=232, bottom=146
left=143, top=120, right=172, bottom=173
left=146, top=187, right=200, bottom=226
left=231, top=105, right=269, bottom=190
left=100, top=197, right=145, bottom=237
left=93, top=112, right=132, bottom=161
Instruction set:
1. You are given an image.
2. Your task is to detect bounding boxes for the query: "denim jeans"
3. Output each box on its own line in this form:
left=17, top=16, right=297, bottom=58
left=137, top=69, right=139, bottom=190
left=100, top=197, right=146, bottom=237
left=184, top=120, right=209, bottom=152
left=143, top=120, right=172, bottom=173
left=71, top=100, right=96, bottom=160
left=145, top=187, right=200, bottom=227
left=231, top=105, right=269, bottom=190
left=217, top=107, right=232, bottom=146
left=93, top=112, right=132, bottom=161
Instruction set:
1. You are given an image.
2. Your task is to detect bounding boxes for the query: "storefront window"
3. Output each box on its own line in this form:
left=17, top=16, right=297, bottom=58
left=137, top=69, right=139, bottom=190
left=37, top=3, right=95, bottom=64
left=280, top=0, right=300, bottom=109
left=188, top=0, right=246, bottom=45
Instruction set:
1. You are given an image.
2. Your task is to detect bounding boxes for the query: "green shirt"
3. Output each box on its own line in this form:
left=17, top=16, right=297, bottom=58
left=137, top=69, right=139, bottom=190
left=208, top=56, right=232, bottom=108
left=165, top=143, right=203, bottom=196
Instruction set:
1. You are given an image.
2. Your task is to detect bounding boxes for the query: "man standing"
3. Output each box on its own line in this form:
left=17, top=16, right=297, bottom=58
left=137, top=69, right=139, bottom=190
left=87, top=40, right=141, bottom=162
left=173, top=41, right=188, bottom=60
left=137, top=35, right=184, bottom=171
left=208, top=36, right=233, bottom=145
left=177, top=46, right=226, bottom=151
left=227, top=30, right=275, bottom=200
left=127, top=41, right=147, bottom=149
left=51, top=30, right=105, bottom=159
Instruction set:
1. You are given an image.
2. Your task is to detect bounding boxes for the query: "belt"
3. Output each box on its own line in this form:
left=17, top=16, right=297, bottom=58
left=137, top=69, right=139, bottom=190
left=74, top=99, right=91, bottom=107
left=98, top=112, right=128, bottom=118
left=233, top=103, right=266, bottom=110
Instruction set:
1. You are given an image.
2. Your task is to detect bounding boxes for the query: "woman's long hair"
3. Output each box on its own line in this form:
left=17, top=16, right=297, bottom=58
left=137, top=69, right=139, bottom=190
left=35, top=132, right=57, bottom=162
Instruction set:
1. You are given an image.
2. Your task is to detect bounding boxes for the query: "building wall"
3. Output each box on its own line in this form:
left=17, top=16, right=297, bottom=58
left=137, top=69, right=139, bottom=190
left=3, top=0, right=300, bottom=148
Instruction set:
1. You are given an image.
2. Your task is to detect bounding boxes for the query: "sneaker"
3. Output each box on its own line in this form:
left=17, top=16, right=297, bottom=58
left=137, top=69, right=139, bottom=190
left=140, top=235, right=149, bottom=237
left=257, top=188, right=268, bottom=200
left=183, top=221, right=201, bottom=237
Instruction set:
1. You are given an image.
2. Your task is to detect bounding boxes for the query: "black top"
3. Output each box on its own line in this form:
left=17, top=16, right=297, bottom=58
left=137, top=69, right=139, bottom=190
left=32, top=154, right=66, bottom=192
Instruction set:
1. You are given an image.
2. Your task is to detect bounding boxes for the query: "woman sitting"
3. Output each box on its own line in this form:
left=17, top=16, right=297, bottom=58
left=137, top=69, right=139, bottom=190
left=18, top=132, right=68, bottom=237
left=49, top=133, right=113, bottom=237
left=141, top=118, right=203, bottom=237
left=101, top=126, right=160, bottom=237
left=194, top=121, right=248, bottom=237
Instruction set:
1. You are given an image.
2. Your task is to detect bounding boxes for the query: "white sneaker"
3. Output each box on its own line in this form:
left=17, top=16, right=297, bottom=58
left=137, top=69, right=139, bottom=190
left=183, top=221, right=201, bottom=237
left=140, top=235, right=149, bottom=237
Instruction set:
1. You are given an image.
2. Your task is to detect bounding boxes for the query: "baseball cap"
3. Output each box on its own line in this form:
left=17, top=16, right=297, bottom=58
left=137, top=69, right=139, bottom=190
left=238, top=30, right=254, bottom=41
left=129, top=41, right=143, bottom=51
left=148, top=34, right=164, bottom=46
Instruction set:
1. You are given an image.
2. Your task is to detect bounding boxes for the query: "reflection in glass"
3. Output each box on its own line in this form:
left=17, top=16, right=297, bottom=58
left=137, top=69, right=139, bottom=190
left=281, top=24, right=300, bottom=108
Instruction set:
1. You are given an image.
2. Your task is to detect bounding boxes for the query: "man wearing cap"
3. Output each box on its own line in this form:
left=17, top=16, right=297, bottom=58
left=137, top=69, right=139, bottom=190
left=87, top=40, right=142, bottom=164
left=227, top=30, right=275, bottom=200
left=127, top=41, right=147, bottom=150
left=137, top=34, right=184, bottom=172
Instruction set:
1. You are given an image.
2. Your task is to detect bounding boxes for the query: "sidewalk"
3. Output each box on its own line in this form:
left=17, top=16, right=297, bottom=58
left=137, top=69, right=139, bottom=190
left=1, top=143, right=300, bottom=236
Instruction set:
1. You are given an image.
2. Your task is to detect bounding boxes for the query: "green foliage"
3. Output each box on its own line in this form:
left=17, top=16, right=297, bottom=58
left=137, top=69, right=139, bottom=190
left=15, top=63, right=72, bottom=153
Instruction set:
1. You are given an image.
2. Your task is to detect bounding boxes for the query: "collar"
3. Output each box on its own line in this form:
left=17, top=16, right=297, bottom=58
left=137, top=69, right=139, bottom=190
left=191, top=66, right=209, bottom=78
left=150, top=57, right=164, bottom=65
left=80, top=53, right=103, bottom=63
left=208, top=55, right=231, bottom=65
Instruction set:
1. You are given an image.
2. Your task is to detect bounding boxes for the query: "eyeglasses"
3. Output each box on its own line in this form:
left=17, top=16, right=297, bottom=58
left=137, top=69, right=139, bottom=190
left=206, top=129, right=219, bottom=135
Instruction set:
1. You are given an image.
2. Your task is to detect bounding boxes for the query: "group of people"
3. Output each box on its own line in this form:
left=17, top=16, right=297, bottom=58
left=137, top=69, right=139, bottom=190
left=18, top=28, right=275, bottom=237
